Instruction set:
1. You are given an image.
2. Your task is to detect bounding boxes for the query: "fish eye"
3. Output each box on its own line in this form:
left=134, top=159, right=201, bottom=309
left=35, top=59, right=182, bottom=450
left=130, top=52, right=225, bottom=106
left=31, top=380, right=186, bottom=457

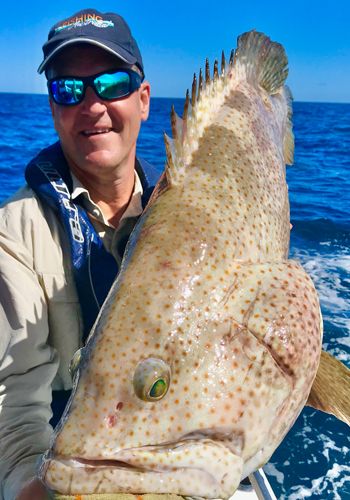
left=133, top=358, right=171, bottom=402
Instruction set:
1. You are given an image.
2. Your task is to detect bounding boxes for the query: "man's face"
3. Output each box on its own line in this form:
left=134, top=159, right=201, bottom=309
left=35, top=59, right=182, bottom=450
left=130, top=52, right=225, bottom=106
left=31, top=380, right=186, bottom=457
left=49, top=45, right=150, bottom=179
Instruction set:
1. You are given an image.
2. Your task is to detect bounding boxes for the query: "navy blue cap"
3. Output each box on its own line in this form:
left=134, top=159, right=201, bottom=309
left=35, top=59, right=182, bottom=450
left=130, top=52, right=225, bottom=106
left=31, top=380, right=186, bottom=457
left=38, top=9, right=144, bottom=76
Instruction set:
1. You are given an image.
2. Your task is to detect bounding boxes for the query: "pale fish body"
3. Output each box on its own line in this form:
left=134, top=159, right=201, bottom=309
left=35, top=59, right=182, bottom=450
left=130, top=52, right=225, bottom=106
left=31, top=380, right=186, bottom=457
left=40, top=31, right=322, bottom=498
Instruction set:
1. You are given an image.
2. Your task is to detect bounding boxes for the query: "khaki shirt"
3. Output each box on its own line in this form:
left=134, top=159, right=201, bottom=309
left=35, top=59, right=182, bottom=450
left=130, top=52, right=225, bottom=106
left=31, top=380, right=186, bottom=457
left=0, top=174, right=143, bottom=499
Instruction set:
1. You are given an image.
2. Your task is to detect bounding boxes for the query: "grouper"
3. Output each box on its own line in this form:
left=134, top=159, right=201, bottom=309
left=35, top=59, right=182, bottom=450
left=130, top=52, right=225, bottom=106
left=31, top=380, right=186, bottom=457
left=39, top=30, right=350, bottom=498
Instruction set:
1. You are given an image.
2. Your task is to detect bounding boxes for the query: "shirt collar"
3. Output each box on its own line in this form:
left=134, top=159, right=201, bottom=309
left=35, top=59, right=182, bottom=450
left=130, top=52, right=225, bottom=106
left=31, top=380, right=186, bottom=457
left=70, top=171, right=143, bottom=229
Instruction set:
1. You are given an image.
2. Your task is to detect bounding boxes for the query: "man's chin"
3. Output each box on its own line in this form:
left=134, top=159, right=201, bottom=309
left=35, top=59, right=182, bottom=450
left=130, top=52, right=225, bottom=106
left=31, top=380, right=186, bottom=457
left=61, top=138, right=135, bottom=180
left=69, top=153, right=126, bottom=180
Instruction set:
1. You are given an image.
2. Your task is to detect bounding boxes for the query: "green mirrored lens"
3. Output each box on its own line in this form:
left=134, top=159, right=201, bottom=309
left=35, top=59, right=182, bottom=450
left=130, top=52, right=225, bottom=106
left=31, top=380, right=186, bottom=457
left=94, top=72, right=130, bottom=99
left=52, top=78, right=84, bottom=104
left=49, top=70, right=140, bottom=105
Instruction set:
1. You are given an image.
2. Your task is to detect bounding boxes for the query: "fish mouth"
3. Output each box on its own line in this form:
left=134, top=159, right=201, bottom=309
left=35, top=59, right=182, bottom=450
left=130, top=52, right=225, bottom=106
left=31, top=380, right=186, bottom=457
left=69, top=430, right=244, bottom=469
left=52, top=438, right=229, bottom=470
left=56, top=456, right=150, bottom=472
left=42, top=438, right=244, bottom=498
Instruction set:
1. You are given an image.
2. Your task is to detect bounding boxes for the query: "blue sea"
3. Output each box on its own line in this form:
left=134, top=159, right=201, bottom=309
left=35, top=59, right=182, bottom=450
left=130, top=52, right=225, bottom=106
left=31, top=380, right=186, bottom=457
left=0, top=93, right=349, bottom=499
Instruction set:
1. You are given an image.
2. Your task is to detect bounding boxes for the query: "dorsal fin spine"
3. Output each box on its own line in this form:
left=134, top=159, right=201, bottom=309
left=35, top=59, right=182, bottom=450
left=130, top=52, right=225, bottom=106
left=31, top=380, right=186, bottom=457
left=168, top=30, right=291, bottom=172
left=205, top=59, right=210, bottom=85
left=171, top=52, right=235, bottom=167
left=191, top=73, right=197, bottom=105
left=221, top=51, right=226, bottom=76
left=198, top=69, right=203, bottom=100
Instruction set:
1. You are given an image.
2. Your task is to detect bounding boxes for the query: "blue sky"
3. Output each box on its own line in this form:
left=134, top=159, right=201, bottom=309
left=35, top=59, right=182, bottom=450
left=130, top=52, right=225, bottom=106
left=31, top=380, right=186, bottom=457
left=0, top=1, right=349, bottom=102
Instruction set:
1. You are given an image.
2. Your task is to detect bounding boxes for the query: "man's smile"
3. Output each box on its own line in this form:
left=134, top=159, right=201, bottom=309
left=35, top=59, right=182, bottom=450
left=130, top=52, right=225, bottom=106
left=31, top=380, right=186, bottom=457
left=81, top=128, right=114, bottom=137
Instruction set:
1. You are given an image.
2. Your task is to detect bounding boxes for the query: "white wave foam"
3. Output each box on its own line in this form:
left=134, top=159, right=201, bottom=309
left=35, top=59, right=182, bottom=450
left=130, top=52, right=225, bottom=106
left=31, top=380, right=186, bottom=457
left=290, top=250, right=350, bottom=340
left=334, top=335, right=350, bottom=348
left=318, top=433, right=349, bottom=458
left=263, top=463, right=285, bottom=485
left=286, top=463, right=350, bottom=500
left=328, top=334, right=350, bottom=363
left=322, top=342, right=350, bottom=364
left=302, top=258, right=348, bottom=310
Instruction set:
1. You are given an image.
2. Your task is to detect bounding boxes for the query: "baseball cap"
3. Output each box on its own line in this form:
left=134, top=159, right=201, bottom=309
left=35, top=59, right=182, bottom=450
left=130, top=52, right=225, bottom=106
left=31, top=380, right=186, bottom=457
left=38, top=9, right=144, bottom=76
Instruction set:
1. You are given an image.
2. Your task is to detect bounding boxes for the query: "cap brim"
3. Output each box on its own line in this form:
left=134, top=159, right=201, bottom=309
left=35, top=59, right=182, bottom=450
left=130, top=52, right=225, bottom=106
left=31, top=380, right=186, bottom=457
left=37, top=38, right=137, bottom=74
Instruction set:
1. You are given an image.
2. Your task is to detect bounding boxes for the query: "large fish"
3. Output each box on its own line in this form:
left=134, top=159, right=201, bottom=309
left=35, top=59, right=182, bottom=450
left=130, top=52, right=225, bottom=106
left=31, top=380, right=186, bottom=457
left=40, top=31, right=344, bottom=498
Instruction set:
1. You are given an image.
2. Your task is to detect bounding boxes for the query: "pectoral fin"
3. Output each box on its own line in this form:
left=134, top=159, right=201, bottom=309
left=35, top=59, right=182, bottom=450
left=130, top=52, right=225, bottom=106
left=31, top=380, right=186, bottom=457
left=307, top=350, right=350, bottom=426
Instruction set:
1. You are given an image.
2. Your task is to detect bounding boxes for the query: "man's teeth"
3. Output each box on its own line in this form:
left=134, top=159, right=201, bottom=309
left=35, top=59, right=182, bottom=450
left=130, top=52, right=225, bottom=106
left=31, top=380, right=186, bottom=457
left=83, top=129, right=111, bottom=136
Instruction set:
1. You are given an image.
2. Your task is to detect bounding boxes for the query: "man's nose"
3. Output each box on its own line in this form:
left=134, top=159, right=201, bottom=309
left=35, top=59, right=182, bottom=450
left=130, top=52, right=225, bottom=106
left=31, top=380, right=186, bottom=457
left=80, top=86, right=107, bottom=114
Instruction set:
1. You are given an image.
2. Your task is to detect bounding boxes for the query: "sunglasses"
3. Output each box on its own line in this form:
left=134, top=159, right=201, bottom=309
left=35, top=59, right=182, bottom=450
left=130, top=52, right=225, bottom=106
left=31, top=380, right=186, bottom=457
left=47, top=68, right=143, bottom=106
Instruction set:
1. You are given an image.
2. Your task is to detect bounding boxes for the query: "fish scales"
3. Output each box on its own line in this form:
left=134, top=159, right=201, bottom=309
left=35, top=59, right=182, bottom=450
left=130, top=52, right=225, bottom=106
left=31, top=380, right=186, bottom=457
left=41, top=31, right=322, bottom=498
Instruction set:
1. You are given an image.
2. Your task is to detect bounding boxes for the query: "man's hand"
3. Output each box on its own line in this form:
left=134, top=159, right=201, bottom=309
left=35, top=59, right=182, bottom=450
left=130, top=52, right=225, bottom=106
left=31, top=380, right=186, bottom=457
left=15, top=478, right=51, bottom=500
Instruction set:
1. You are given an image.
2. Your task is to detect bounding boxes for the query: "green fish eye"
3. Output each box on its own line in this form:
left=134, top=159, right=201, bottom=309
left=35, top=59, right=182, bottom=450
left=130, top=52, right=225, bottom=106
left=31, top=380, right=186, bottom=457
left=133, top=358, right=171, bottom=402
left=149, top=378, right=167, bottom=399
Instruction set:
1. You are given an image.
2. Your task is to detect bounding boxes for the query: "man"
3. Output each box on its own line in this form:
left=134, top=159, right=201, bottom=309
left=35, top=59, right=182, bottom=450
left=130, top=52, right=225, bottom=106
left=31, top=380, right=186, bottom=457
left=0, top=9, right=159, bottom=499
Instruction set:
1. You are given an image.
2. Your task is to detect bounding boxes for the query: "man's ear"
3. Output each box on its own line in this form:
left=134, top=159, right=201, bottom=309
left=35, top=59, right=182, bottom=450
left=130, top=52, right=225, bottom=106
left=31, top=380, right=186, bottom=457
left=48, top=97, right=59, bottom=134
left=139, top=81, right=151, bottom=121
left=49, top=97, right=55, bottom=119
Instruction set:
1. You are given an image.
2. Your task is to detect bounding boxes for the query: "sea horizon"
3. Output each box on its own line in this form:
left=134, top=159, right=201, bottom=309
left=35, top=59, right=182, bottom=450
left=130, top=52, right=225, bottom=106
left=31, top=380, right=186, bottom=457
left=0, top=90, right=349, bottom=106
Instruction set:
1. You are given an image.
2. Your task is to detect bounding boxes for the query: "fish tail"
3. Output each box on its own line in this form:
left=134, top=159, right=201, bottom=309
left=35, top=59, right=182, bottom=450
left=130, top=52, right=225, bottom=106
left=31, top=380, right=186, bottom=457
left=234, top=30, right=289, bottom=94
left=283, top=85, right=294, bottom=165
left=234, top=30, right=294, bottom=164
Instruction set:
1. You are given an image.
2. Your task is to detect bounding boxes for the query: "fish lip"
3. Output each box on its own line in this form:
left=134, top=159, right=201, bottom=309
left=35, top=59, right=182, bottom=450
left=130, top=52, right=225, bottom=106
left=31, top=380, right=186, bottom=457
left=53, top=434, right=242, bottom=471
left=43, top=440, right=243, bottom=498
left=59, top=457, right=147, bottom=471
left=50, top=455, right=165, bottom=474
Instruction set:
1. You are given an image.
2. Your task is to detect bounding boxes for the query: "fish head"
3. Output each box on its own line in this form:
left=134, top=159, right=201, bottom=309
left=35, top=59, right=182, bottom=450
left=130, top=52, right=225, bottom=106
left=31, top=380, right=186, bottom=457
left=42, top=282, right=291, bottom=498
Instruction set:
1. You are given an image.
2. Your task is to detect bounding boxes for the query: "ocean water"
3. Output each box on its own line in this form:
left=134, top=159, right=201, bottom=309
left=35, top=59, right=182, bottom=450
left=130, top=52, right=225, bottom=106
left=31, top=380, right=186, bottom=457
left=0, top=93, right=349, bottom=498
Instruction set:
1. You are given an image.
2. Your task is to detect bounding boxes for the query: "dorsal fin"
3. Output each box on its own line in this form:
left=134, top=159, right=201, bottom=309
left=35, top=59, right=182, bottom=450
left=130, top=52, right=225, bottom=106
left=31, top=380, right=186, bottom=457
left=164, top=133, right=175, bottom=171
left=183, top=90, right=190, bottom=122
left=171, top=106, right=185, bottom=144
left=198, top=68, right=203, bottom=100
left=221, top=51, right=226, bottom=76
left=164, top=30, right=292, bottom=182
left=213, top=60, right=219, bottom=81
left=205, top=58, right=210, bottom=85
left=191, top=73, right=197, bottom=107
